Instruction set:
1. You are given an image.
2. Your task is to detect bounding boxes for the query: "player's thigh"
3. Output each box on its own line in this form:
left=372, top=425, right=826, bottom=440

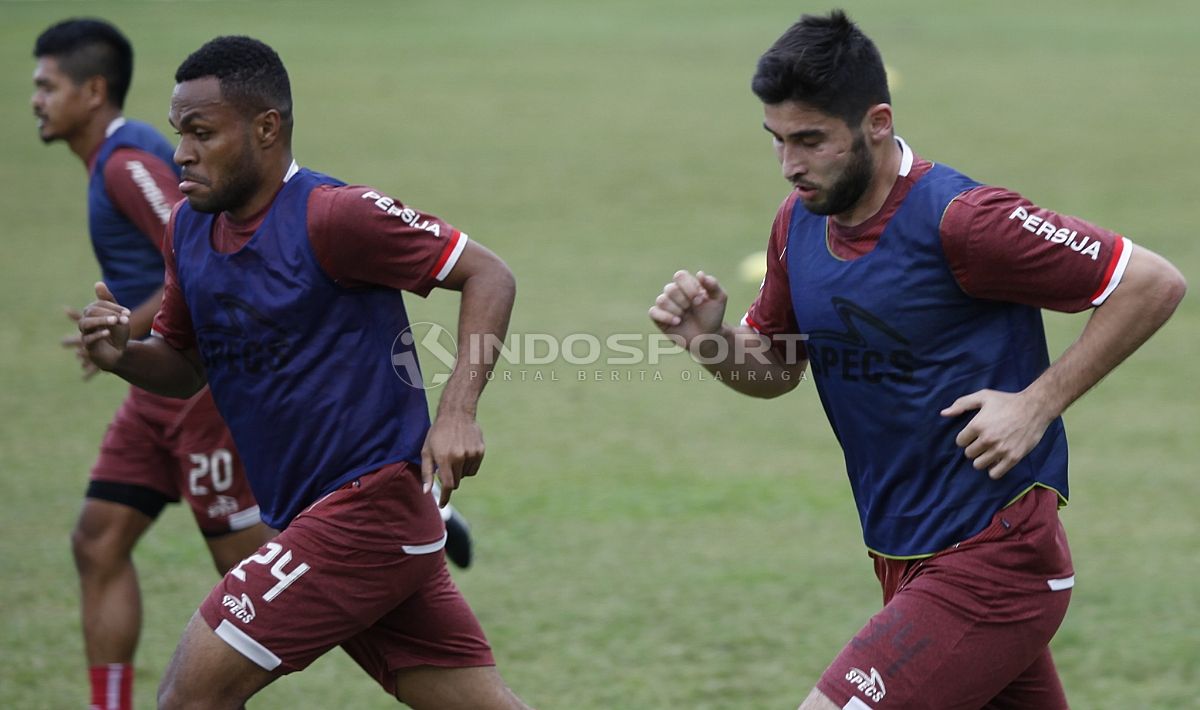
left=797, top=687, right=841, bottom=710
left=196, top=471, right=448, bottom=678
left=72, top=497, right=157, bottom=565
left=203, top=522, right=276, bottom=574
left=170, top=392, right=261, bottom=538
left=158, top=610, right=278, bottom=710
left=392, top=665, right=526, bottom=710
left=815, top=585, right=1068, bottom=710
left=983, top=648, right=1068, bottom=710
left=89, top=392, right=180, bottom=503
left=340, top=555, right=495, bottom=694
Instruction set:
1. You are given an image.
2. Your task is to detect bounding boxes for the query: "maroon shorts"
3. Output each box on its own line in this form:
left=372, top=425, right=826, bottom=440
left=90, top=386, right=259, bottom=535
left=816, top=486, right=1074, bottom=710
left=198, top=464, right=493, bottom=693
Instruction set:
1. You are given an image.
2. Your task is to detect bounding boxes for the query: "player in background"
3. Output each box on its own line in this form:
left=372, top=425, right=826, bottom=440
left=79, top=36, right=528, bottom=708
left=31, top=18, right=276, bottom=710
left=649, top=10, right=1185, bottom=709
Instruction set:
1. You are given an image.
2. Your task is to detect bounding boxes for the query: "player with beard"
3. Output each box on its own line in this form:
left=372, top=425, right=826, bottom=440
left=78, top=35, right=527, bottom=708
left=649, top=10, right=1185, bottom=709
left=31, top=19, right=274, bottom=710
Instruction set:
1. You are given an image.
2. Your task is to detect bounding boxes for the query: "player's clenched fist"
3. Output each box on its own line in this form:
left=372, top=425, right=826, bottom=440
left=78, top=281, right=132, bottom=371
left=648, top=270, right=728, bottom=346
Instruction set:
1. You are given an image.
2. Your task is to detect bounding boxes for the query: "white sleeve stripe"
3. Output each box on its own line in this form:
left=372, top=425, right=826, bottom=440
left=123, top=160, right=173, bottom=224
left=434, top=231, right=469, bottom=281
left=1092, top=237, right=1133, bottom=306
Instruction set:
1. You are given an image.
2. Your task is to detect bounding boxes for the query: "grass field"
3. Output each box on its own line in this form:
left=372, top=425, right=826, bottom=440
left=2, top=1, right=1197, bottom=708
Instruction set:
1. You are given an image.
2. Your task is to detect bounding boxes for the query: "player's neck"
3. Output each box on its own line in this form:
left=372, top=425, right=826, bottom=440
left=225, top=152, right=294, bottom=222
left=831, top=137, right=902, bottom=228
left=70, top=106, right=122, bottom=167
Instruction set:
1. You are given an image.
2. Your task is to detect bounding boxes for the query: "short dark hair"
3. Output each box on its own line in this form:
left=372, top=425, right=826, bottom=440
left=34, top=18, right=134, bottom=109
left=175, top=36, right=293, bottom=126
left=751, top=9, right=890, bottom=127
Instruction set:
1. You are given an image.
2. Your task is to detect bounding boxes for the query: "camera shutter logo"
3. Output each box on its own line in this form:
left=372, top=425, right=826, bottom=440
left=391, top=322, right=457, bottom=390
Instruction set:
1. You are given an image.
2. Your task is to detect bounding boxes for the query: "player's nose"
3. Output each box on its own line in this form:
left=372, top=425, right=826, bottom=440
left=173, top=139, right=194, bottom=167
left=780, top=144, right=806, bottom=180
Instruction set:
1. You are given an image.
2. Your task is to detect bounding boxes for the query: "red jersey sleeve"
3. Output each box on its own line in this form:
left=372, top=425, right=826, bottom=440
left=150, top=203, right=197, bottom=351
left=743, top=192, right=805, bottom=360
left=306, top=185, right=467, bottom=296
left=940, top=186, right=1132, bottom=312
left=103, top=147, right=182, bottom=250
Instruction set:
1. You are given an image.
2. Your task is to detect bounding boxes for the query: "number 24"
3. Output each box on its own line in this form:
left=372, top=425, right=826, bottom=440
left=230, top=542, right=311, bottom=602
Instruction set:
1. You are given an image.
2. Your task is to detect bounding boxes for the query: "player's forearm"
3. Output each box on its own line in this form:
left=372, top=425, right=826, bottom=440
left=127, top=286, right=165, bottom=340
left=692, top=324, right=807, bottom=398
left=109, top=336, right=207, bottom=398
left=438, top=264, right=516, bottom=415
left=1025, top=246, right=1186, bottom=418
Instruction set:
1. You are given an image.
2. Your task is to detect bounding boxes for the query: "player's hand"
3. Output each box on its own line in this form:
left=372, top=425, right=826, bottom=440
left=61, top=306, right=101, bottom=380
left=941, top=389, right=1055, bottom=480
left=648, top=270, right=728, bottom=347
left=420, top=409, right=485, bottom=507
left=78, top=282, right=132, bottom=372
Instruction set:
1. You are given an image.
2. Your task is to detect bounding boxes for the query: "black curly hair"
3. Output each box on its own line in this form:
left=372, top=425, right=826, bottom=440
left=175, top=36, right=292, bottom=126
left=751, top=9, right=890, bottom=127
left=34, top=18, right=134, bottom=109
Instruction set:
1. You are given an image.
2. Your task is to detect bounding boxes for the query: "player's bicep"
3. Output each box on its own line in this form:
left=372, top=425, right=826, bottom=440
left=180, top=345, right=208, bottom=382
left=436, top=240, right=508, bottom=292
left=942, top=187, right=1127, bottom=312
left=104, top=149, right=182, bottom=249
left=307, top=185, right=467, bottom=293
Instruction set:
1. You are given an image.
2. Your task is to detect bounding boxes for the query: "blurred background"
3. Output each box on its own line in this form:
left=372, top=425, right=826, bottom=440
left=1, top=1, right=1196, bottom=707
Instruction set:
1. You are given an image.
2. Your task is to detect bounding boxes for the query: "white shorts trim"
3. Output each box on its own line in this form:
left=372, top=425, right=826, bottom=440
left=214, top=619, right=281, bottom=671
left=402, top=531, right=448, bottom=555
left=227, top=506, right=261, bottom=531
left=843, top=697, right=874, bottom=710
left=1047, top=575, right=1075, bottom=591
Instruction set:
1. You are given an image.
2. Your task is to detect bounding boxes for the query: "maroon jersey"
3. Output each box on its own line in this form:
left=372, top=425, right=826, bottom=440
left=154, top=172, right=467, bottom=350
left=743, top=139, right=1131, bottom=354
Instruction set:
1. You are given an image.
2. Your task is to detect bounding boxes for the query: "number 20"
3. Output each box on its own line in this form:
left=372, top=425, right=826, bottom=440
left=188, top=448, right=233, bottom=495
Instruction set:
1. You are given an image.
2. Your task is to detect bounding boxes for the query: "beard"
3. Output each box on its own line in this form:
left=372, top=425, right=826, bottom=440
left=801, top=132, right=874, bottom=216
left=186, top=134, right=264, bottom=215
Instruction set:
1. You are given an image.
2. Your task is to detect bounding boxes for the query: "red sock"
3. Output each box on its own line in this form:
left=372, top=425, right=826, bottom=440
left=89, top=663, right=132, bottom=710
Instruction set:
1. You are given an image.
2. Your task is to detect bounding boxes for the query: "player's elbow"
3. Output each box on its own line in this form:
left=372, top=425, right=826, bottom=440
left=1161, top=264, right=1187, bottom=311
left=1146, top=257, right=1187, bottom=322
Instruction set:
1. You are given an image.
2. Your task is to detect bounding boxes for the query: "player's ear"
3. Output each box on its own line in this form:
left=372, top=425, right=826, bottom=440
left=254, top=108, right=283, bottom=149
left=862, top=103, right=893, bottom=143
left=82, top=74, right=108, bottom=111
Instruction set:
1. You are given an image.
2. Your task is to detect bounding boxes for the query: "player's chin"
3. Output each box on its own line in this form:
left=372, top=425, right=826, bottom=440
left=184, top=193, right=221, bottom=214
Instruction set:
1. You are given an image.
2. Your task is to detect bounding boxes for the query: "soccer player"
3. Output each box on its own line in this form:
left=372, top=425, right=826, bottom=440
left=78, top=36, right=529, bottom=709
left=649, top=11, right=1185, bottom=709
left=31, top=19, right=273, bottom=710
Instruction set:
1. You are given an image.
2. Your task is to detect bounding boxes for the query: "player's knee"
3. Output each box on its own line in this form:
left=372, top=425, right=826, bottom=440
left=156, top=668, right=195, bottom=710
left=70, top=524, right=127, bottom=575
left=156, top=674, right=182, bottom=710
left=157, top=671, right=232, bottom=710
left=797, top=687, right=840, bottom=710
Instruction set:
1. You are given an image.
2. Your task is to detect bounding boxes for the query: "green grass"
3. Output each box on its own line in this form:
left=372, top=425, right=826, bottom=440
left=2, top=1, right=1198, bottom=707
